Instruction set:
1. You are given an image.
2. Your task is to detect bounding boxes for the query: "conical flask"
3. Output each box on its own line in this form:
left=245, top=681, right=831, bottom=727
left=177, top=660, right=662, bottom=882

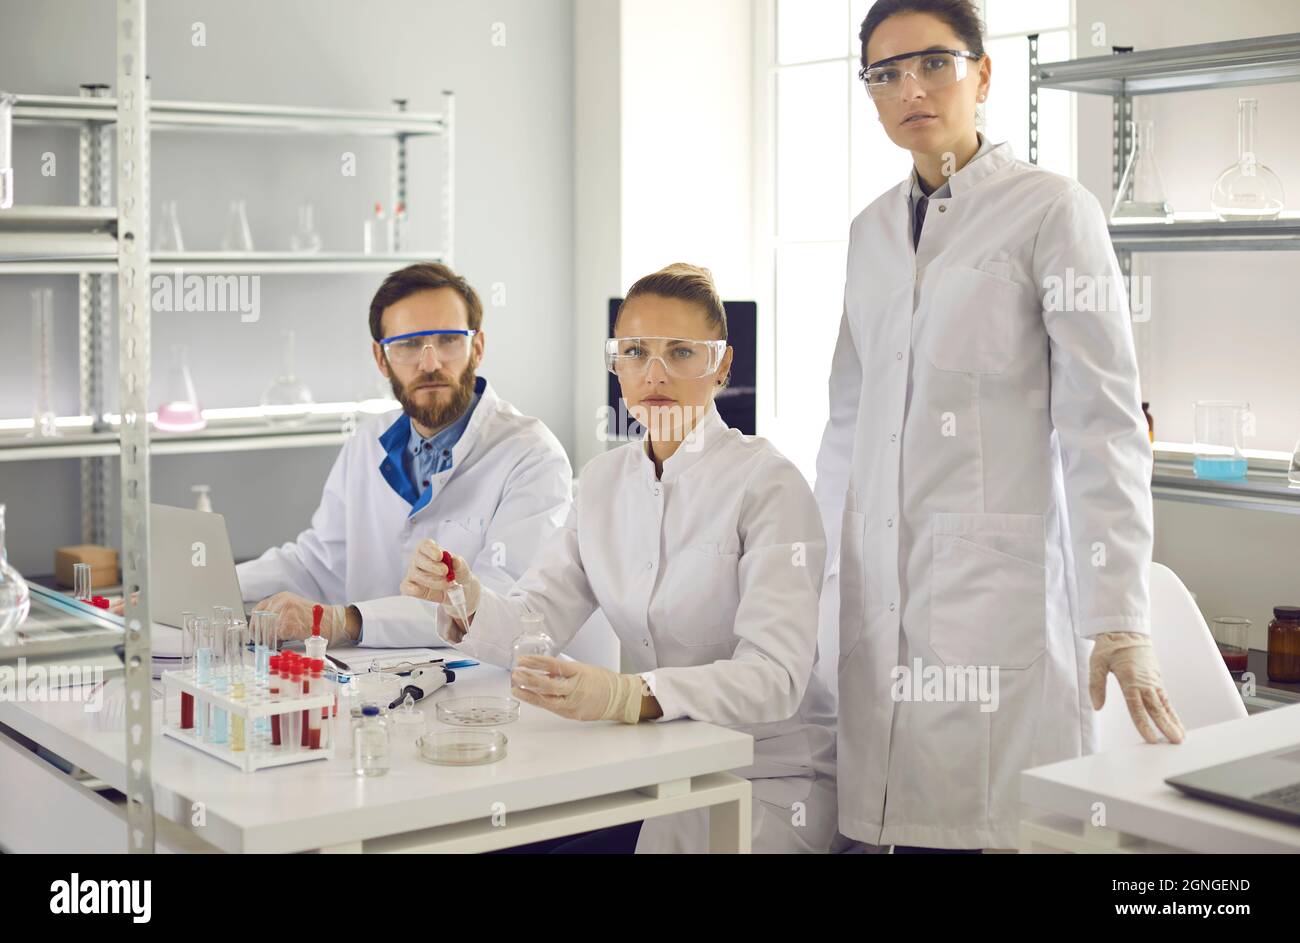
left=154, top=344, right=206, bottom=432
left=1111, top=119, right=1173, bottom=223
left=0, top=504, right=32, bottom=642
left=1212, top=98, right=1285, bottom=221
left=260, top=330, right=315, bottom=426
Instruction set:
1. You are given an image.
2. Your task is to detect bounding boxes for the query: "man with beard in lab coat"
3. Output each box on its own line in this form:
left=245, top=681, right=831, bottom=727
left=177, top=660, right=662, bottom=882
left=237, top=262, right=572, bottom=647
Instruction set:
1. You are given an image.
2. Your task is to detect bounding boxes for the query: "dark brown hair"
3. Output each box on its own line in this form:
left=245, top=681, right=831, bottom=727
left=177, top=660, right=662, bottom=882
left=859, top=0, right=986, bottom=72
left=368, top=262, right=483, bottom=341
left=616, top=262, right=728, bottom=340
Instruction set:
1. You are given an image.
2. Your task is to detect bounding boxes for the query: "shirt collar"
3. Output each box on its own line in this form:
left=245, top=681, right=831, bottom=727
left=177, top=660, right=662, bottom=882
left=636, top=402, right=730, bottom=485
left=408, top=385, right=480, bottom=458
left=909, top=132, right=1001, bottom=201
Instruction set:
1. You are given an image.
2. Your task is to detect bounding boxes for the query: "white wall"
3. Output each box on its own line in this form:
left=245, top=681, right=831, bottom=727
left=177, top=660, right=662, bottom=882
left=0, top=0, right=576, bottom=575
left=1075, top=0, right=1300, bottom=647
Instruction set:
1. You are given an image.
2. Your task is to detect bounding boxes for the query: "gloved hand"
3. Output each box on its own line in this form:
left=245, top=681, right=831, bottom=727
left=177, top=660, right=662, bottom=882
left=1089, top=632, right=1185, bottom=744
left=256, top=592, right=353, bottom=646
left=399, top=540, right=481, bottom=642
left=511, top=655, right=645, bottom=724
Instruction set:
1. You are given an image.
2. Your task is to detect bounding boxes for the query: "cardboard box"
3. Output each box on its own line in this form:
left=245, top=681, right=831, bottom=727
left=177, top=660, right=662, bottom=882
left=54, top=545, right=119, bottom=590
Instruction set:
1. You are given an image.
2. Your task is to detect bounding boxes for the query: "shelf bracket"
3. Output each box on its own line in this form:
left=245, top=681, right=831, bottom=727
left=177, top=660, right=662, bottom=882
left=1028, top=34, right=1039, bottom=165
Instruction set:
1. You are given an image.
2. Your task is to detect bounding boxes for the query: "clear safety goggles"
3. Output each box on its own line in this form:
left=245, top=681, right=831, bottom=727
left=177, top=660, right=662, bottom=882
left=858, top=49, right=980, bottom=101
left=380, top=329, right=477, bottom=367
left=604, top=336, right=727, bottom=380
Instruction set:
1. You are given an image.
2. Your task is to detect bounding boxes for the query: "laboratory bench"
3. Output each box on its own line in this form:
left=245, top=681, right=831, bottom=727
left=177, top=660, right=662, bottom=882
left=0, top=592, right=754, bottom=854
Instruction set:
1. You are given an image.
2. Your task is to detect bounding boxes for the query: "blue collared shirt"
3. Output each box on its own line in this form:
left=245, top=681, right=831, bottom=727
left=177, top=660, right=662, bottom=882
left=377, top=378, right=482, bottom=515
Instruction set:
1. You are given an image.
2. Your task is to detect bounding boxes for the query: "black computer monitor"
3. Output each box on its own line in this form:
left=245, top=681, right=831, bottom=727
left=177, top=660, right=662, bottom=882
left=606, top=298, right=757, bottom=439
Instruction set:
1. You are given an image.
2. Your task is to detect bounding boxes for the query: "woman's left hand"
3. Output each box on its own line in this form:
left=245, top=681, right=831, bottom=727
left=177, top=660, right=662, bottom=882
left=511, top=655, right=645, bottom=724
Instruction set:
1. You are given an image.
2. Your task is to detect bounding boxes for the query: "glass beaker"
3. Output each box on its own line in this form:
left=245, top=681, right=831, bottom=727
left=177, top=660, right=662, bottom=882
left=154, top=344, right=206, bottom=433
left=1211, top=99, right=1285, bottom=222
left=0, top=504, right=32, bottom=642
left=0, top=92, right=15, bottom=209
left=30, top=288, right=60, bottom=438
left=1192, top=401, right=1249, bottom=481
left=156, top=199, right=185, bottom=253
left=289, top=203, right=322, bottom=253
left=259, top=329, right=315, bottom=427
left=221, top=199, right=255, bottom=253
left=1211, top=616, right=1251, bottom=677
left=1111, top=119, right=1173, bottom=223
left=1290, top=432, right=1300, bottom=489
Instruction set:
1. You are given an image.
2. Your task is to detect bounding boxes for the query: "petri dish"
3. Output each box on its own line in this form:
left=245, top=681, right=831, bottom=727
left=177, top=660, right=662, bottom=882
left=436, top=695, right=520, bottom=727
left=418, top=729, right=507, bottom=766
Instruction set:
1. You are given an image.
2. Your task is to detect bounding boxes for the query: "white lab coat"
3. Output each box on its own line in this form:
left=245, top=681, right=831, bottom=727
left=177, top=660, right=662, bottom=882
left=815, top=142, right=1154, bottom=849
left=236, top=379, right=573, bottom=648
left=454, top=405, right=840, bottom=854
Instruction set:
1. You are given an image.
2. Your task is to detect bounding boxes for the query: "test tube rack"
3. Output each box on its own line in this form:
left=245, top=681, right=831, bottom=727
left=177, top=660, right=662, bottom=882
left=161, top=670, right=336, bottom=772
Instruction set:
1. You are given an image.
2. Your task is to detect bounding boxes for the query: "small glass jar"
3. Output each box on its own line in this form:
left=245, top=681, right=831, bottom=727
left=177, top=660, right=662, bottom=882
left=511, top=611, right=556, bottom=679
left=1267, top=606, right=1300, bottom=683
left=354, top=705, right=390, bottom=777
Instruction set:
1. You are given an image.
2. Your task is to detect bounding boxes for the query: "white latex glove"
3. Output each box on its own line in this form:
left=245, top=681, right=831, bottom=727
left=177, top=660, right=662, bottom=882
left=511, top=655, right=645, bottom=724
left=1089, top=632, right=1185, bottom=744
left=399, top=540, right=481, bottom=642
left=256, top=592, right=352, bottom=646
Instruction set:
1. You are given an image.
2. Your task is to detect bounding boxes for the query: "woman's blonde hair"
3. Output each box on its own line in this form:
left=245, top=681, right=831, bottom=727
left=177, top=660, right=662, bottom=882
left=616, top=262, right=728, bottom=340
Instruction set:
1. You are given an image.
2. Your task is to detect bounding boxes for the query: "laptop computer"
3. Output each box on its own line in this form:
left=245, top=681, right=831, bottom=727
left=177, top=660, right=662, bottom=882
left=1165, top=745, right=1300, bottom=826
left=148, top=503, right=246, bottom=629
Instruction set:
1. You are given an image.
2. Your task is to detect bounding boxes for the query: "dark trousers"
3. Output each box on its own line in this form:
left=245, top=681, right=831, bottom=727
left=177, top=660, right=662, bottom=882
left=490, top=820, right=643, bottom=854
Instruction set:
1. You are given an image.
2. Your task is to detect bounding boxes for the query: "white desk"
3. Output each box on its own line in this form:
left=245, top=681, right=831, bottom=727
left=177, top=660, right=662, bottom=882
left=0, top=663, right=754, bottom=853
left=1019, top=704, right=1300, bottom=854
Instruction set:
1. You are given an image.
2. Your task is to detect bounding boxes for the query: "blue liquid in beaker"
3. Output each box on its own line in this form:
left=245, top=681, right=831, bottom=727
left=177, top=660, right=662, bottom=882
left=1193, top=456, right=1248, bottom=480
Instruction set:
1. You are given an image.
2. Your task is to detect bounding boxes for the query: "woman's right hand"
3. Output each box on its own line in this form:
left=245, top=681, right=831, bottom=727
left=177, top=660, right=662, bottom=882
left=400, top=540, right=482, bottom=639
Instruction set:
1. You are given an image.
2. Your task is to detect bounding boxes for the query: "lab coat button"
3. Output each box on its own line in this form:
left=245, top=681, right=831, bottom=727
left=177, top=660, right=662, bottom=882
left=937, top=204, right=947, bottom=213
left=889, top=602, right=897, bottom=612
left=895, top=351, right=903, bottom=360
left=646, top=562, right=654, bottom=570
left=889, top=433, right=897, bottom=443
left=643, top=639, right=650, bottom=647
left=886, top=517, right=894, bottom=527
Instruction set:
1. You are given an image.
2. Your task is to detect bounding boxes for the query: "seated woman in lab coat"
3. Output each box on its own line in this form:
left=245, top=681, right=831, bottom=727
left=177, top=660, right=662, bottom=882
left=401, top=263, right=840, bottom=854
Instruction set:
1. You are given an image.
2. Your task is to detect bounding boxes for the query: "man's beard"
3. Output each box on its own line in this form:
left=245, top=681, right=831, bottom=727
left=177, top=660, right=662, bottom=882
left=390, top=364, right=477, bottom=432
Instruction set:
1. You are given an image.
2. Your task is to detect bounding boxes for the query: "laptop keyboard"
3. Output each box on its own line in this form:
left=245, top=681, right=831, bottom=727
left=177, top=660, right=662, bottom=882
left=1255, top=783, right=1300, bottom=809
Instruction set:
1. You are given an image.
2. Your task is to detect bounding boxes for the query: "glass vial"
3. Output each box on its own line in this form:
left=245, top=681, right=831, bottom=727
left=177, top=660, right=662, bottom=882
left=260, top=329, right=315, bottom=427
left=1111, top=119, right=1173, bottom=223
left=30, top=289, right=59, bottom=438
left=354, top=705, right=390, bottom=776
left=1212, top=98, right=1285, bottom=222
left=0, top=504, right=32, bottom=641
left=363, top=202, right=389, bottom=254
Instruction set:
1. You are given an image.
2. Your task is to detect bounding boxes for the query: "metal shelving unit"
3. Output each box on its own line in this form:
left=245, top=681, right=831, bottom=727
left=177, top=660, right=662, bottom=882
left=0, top=0, right=455, bottom=852
left=1030, top=31, right=1300, bottom=516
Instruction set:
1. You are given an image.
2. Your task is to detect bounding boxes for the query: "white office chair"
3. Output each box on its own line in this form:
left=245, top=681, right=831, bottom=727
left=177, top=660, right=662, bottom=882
left=1096, top=562, right=1247, bottom=749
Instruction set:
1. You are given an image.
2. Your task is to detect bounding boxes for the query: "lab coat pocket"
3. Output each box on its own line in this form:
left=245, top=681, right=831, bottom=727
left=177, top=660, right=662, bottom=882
left=929, top=513, right=1046, bottom=669
left=926, top=266, right=1023, bottom=375
left=668, top=541, right=742, bottom=647
left=837, top=508, right=868, bottom=665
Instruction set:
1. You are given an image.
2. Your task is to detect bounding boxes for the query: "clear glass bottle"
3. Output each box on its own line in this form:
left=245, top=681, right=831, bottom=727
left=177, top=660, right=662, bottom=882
left=1289, top=432, right=1300, bottom=488
left=30, top=288, right=60, bottom=438
left=0, top=504, right=32, bottom=642
left=1211, top=98, right=1285, bottom=222
left=221, top=199, right=255, bottom=252
left=363, top=202, right=390, bottom=254
left=511, top=611, right=556, bottom=683
left=1111, top=119, right=1173, bottom=223
left=156, top=199, right=185, bottom=253
left=289, top=203, right=322, bottom=253
left=0, top=92, right=15, bottom=209
left=259, top=330, right=315, bottom=427
left=354, top=705, right=390, bottom=776
left=154, top=345, right=206, bottom=433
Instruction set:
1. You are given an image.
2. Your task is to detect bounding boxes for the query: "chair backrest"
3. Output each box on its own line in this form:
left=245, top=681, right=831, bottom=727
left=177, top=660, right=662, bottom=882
left=1097, top=562, right=1247, bottom=749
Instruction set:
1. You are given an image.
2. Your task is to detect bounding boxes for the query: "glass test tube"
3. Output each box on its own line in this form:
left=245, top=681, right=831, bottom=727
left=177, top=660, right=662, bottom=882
left=193, top=617, right=212, bottom=739
left=228, top=619, right=248, bottom=752
left=179, top=610, right=195, bottom=730
left=73, top=563, right=92, bottom=602
left=208, top=615, right=229, bottom=745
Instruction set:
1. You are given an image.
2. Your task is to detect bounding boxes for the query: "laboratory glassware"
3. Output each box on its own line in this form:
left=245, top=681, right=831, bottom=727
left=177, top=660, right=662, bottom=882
left=191, top=484, right=213, bottom=512
left=393, top=201, right=409, bottom=251
left=1192, top=401, right=1249, bottom=480
left=0, top=504, right=32, bottom=641
left=1211, top=99, right=1285, bottom=222
left=354, top=705, right=390, bottom=776
left=193, top=617, right=213, bottom=739
left=389, top=692, right=425, bottom=747
left=260, top=330, right=314, bottom=427
left=363, top=202, right=390, bottom=254
left=1111, top=119, right=1173, bottom=223
left=228, top=618, right=249, bottom=752
left=209, top=612, right=230, bottom=745
left=0, top=92, right=15, bottom=209
left=72, top=563, right=93, bottom=603
left=156, top=200, right=185, bottom=253
left=511, top=610, right=556, bottom=683
left=435, top=695, right=520, bottom=727
left=418, top=729, right=507, bottom=767
left=1268, top=606, right=1300, bottom=683
left=1289, top=433, right=1300, bottom=488
left=1211, top=616, right=1250, bottom=676
left=180, top=611, right=196, bottom=730
left=289, top=203, right=322, bottom=253
left=304, top=603, right=327, bottom=661
left=154, top=345, right=206, bottom=432
left=221, top=199, right=255, bottom=252
left=30, top=289, right=59, bottom=438
left=268, top=654, right=284, bottom=746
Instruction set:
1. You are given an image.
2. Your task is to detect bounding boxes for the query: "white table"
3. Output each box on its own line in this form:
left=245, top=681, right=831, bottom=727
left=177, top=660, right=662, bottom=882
left=0, top=663, right=754, bottom=853
left=1019, top=703, right=1300, bottom=854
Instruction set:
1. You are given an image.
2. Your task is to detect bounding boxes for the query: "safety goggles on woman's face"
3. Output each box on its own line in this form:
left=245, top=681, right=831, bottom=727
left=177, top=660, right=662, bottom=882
left=605, top=336, right=727, bottom=380
left=380, top=329, right=477, bottom=366
left=858, top=48, right=981, bottom=101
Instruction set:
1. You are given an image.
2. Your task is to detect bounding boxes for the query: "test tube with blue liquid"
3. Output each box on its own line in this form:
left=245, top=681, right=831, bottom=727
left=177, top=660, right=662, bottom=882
left=193, top=617, right=212, bottom=739
left=209, top=613, right=230, bottom=745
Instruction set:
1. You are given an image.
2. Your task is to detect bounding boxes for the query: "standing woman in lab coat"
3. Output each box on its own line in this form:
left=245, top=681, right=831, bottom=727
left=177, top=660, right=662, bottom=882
left=816, top=0, right=1184, bottom=852
left=402, top=263, right=840, bottom=854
